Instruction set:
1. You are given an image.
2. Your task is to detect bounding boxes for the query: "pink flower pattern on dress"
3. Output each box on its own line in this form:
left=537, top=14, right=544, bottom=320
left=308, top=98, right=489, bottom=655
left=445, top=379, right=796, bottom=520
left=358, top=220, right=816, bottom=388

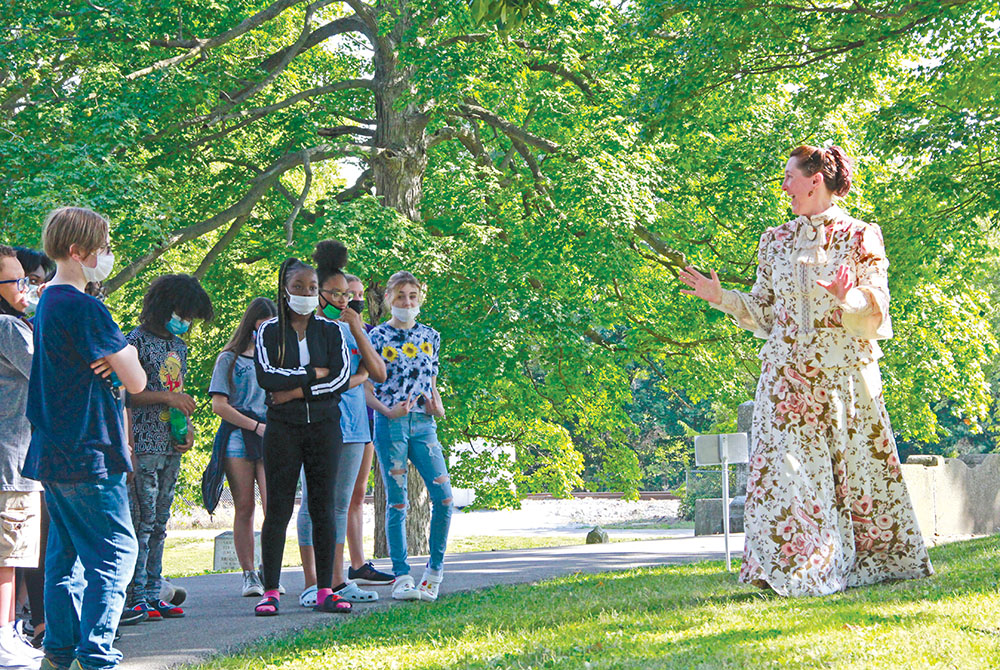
left=718, top=207, right=933, bottom=596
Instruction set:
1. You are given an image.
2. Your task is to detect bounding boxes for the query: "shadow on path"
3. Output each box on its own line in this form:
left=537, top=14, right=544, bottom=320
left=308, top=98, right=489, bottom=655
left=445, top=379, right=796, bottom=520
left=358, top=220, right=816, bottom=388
left=118, top=534, right=741, bottom=669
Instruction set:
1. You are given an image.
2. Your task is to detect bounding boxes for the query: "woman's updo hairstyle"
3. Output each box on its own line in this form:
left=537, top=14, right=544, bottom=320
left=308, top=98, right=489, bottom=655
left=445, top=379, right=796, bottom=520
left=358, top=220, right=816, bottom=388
left=382, top=270, right=424, bottom=313
left=789, top=144, right=853, bottom=197
left=312, top=239, right=348, bottom=287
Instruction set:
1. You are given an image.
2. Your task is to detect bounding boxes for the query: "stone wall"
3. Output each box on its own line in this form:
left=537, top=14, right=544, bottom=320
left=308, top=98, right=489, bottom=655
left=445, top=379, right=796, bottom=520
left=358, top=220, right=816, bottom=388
left=902, top=453, right=1000, bottom=543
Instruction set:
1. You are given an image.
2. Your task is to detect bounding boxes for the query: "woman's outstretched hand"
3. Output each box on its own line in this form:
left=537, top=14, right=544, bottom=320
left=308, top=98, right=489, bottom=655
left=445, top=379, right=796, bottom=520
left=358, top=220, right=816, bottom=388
left=678, top=266, right=723, bottom=305
left=817, top=264, right=853, bottom=303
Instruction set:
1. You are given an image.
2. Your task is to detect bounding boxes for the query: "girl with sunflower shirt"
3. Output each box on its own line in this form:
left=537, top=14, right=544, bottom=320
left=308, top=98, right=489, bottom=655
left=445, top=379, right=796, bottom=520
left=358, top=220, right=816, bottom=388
left=365, top=271, right=451, bottom=603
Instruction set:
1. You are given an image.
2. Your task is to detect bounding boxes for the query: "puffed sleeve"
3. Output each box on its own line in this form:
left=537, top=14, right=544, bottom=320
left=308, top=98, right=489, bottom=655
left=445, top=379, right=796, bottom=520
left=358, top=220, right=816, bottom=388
left=714, top=229, right=775, bottom=339
left=841, top=223, right=892, bottom=341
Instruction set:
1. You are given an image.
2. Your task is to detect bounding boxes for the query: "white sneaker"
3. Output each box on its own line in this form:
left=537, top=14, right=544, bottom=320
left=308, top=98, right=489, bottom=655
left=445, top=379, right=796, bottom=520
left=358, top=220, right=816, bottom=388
left=0, top=622, right=42, bottom=669
left=12, top=622, right=41, bottom=659
left=242, top=570, right=264, bottom=597
left=417, top=572, right=442, bottom=602
left=391, top=574, right=420, bottom=601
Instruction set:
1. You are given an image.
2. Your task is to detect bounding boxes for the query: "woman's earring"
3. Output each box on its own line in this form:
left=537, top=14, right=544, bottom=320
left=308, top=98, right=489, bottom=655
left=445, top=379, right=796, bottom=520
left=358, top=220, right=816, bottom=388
left=808, top=189, right=814, bottom=197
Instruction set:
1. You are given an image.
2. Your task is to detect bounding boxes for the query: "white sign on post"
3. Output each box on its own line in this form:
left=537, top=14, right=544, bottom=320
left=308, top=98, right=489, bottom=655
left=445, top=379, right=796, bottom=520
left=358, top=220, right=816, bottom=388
left=693, top=433, right=750, bottom=572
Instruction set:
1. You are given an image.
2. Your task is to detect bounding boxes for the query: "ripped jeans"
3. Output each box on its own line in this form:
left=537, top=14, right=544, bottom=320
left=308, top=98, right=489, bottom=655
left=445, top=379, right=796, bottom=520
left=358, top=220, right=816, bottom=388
left=373, top=412, right=453, bottom=578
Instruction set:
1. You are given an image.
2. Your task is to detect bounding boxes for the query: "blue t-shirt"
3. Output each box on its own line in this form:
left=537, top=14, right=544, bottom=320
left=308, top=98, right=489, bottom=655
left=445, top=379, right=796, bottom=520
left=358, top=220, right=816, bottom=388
left=337, top=322, right=370, bottom=444
left=23, top=284, right=130, bottom=483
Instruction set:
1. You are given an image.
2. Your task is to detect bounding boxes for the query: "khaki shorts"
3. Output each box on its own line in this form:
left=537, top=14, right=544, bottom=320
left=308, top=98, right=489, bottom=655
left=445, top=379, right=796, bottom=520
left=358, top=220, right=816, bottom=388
left=0, top=491, right=41, bottom=567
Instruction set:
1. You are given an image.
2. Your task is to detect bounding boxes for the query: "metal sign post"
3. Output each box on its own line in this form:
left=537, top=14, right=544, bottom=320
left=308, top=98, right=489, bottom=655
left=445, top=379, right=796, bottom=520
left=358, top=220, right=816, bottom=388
left=694, top=432, right=749, bottom=573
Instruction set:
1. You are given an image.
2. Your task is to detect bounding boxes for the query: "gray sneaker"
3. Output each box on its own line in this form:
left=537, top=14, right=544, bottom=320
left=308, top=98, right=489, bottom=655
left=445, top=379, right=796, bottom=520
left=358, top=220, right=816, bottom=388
left=242, top=570, right=264, bottom=597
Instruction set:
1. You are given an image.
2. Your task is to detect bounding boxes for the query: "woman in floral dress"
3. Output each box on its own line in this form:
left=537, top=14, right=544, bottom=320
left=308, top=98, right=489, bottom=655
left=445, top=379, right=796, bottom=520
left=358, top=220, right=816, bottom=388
left=679, top=145, right=933, bottom=596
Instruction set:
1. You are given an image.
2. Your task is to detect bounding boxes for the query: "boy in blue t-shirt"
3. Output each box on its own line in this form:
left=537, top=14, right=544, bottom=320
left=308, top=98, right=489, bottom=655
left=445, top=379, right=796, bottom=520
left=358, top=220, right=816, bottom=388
left=23, top=207, right=147, bottom=670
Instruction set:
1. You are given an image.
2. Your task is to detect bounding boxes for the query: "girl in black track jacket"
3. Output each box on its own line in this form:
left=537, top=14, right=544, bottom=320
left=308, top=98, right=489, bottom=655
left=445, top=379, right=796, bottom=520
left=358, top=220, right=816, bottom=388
left=253, top=257, right=354, bottom=616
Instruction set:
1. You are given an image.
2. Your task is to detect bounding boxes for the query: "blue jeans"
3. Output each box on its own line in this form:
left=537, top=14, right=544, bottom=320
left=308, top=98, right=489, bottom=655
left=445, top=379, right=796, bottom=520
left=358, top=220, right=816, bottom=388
left=43, top=474, right=138, bottom=670
left=128, top=453, right=180, bottom=603
left=373, top=413, right=453, bottom=577
left=297, top=442, right=365, bottom=546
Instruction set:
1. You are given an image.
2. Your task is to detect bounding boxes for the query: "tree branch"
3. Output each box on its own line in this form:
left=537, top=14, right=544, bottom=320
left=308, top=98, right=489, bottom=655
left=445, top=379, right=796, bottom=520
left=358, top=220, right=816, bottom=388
left=198, top=0, right=332, bottom=127
left=260, top=15, right=373, bottom=71
left=105, top=144, right=346, bottom=292
left=527, top=61, right=594, bottom=99
left=335, top=167, right=374, bottom=202
left=458, top=101, right=560, bottom=153
left=126, top=0, right=305, bottom=80
left=283, top=151, right=312, bottom=245
left=193, top=214, right=249, bottom=280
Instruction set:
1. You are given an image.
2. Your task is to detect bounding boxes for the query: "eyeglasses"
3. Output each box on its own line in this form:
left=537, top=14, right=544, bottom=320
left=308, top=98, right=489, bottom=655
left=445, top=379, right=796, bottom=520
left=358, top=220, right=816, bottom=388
left=319, top=289, right=360, bottom=301
left=0, top=277, right=29, bottom=292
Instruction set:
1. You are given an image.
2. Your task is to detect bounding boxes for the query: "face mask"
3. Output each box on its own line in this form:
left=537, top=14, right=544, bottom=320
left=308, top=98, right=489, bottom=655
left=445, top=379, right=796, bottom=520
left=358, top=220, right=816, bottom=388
left=81, top=251, right=115, bottom=284
left=391, top=306, right=420, bottom=323
left=287, top=292, right=319, bottom=316
left=24, top=285, right=40, bottom=316
left=166, top=313, right=191, bottom=335
left=322, top=303, right=342, bottom=319
left=348, top=299, right=364, bottom=314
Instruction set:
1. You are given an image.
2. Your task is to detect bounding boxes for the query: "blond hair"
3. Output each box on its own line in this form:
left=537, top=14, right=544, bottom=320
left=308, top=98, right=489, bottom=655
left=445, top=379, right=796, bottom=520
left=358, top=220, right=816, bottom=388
left=382, top=271, right=424, bottom=312
left=42, top=207, right=109, bottom=260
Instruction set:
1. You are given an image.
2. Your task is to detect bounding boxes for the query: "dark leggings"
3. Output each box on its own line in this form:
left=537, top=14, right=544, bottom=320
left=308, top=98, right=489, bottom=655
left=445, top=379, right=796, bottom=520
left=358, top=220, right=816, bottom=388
left=260, top=416, right=342, bottom=591
left=19, top=497, right=49, bottom=627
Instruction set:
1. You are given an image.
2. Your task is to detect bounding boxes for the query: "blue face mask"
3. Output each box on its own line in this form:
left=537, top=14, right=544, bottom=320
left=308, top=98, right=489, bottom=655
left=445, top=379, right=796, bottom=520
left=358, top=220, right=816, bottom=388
left=166, top=313, right=191, bottom=335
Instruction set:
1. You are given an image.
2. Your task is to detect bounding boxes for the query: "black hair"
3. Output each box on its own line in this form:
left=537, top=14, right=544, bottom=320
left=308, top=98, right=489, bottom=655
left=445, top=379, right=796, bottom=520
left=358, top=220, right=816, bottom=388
left=139, top=273, right=215, bottom=333
left=312, top=239, right=348, bottom=288
left=223, top=297, right=277, bottom=387
left=13, top=246, right=54, bottom=278
left=276, top=257, right=316, bottom=365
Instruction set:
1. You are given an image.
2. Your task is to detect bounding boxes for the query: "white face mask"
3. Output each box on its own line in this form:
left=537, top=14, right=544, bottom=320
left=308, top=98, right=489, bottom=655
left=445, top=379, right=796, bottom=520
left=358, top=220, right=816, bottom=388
left=391, top=306, right=420, bottom=323
left=81, top=251, right=115, bottom=284
left=287, top=292, right=319, bottom=316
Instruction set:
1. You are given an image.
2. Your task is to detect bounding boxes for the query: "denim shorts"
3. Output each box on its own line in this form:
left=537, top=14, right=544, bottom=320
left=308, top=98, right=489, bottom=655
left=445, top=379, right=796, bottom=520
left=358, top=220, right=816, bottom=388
left=225, top=431, right=249, bottom=459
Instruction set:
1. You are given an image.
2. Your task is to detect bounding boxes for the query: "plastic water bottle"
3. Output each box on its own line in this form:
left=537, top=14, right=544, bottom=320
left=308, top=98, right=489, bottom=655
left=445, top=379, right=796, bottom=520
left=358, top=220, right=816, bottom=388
left=169, top=408, right=188, bottom=444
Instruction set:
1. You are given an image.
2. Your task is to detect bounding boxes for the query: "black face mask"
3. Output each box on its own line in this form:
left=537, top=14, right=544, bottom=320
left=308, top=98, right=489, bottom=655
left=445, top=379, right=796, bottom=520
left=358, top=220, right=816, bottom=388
left=347, top=299, right=364, bottom=314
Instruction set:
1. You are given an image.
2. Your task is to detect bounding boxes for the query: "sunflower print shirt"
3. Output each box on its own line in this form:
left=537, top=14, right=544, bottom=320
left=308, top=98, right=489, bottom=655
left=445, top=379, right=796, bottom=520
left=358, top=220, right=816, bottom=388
left=369, top=322, right=440, bottom=414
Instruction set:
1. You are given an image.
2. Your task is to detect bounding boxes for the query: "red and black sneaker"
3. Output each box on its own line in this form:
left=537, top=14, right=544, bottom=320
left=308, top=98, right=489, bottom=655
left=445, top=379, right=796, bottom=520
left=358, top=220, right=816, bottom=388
left=129, top=601, right=160, bottom=621
left=147, top=599, right=185, bottom=618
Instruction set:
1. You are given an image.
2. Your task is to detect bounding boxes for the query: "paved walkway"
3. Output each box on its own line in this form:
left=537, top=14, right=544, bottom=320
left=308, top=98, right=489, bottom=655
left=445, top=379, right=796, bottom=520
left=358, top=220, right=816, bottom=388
left=118, top=534, right=744, bottom=669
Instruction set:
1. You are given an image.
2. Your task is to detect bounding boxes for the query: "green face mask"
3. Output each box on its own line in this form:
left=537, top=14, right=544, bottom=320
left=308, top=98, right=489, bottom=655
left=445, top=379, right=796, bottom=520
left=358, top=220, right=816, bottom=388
left=322, top=303, right=342, bottom=319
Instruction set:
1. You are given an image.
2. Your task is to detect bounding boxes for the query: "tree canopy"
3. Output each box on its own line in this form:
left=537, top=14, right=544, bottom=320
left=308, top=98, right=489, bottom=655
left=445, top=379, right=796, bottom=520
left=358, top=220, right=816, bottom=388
left=2, top=0, right=998, bottom=502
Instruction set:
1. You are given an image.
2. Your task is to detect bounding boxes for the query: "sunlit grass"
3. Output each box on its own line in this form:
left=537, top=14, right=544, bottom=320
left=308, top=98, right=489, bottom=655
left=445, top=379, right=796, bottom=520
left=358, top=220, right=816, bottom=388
left=182, top=535, right=1000, bottom=669
left=163, top=534, right=603, bottom=578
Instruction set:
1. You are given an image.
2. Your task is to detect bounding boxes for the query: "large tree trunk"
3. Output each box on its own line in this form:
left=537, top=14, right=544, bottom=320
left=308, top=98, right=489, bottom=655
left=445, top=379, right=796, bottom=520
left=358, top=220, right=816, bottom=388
left=370, top=18, right=433, bottom=559
left=372, top=460, right=430, bottom=559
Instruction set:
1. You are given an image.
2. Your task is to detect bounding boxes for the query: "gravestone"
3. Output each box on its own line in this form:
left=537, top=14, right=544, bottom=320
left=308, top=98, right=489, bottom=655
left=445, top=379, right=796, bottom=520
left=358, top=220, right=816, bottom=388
left=213, top=530, right=261, bottom=571
left=694, top=498, right=746, bottom=535
left=586, top=526, right=609, bottom=544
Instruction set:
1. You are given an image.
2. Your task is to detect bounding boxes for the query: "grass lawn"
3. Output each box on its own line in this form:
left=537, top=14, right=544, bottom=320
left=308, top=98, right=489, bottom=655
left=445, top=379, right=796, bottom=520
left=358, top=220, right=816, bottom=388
left=163, top=535, right=596, bottom=578
left=183, top=535, right=1000, bottom=669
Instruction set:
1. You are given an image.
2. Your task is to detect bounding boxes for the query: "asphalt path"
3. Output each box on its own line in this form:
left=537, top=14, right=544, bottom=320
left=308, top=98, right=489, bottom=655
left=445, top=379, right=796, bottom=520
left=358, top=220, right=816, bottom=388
left=117, top=534, right=745, bottom=670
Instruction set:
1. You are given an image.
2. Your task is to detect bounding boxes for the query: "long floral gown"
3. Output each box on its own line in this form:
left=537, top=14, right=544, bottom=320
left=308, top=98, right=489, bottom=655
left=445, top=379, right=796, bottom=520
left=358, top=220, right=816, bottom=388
left=716, top=205, right=933, bottom=596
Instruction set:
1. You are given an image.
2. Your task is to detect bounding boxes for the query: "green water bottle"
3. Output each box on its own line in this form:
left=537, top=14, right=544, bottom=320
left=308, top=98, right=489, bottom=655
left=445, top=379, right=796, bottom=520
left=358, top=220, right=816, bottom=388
left=169, top=407, right=188, bottom=444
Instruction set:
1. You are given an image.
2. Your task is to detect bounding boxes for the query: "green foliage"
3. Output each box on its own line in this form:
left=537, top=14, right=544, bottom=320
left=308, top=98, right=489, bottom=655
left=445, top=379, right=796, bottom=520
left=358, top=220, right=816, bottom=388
left=448, top=449, right=521, bottom=511
left=593, top=444, right=642, bottom=500
left=3, top=0, right=999, bottom=502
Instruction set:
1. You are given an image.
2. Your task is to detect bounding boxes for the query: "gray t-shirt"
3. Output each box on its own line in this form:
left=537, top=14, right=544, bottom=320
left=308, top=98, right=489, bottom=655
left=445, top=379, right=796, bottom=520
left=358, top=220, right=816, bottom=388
left=208, top=351, right=267, bottom=418
left=126, top=326, right=188, bottom=455
left=0, top=315, right=42, bottom=491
